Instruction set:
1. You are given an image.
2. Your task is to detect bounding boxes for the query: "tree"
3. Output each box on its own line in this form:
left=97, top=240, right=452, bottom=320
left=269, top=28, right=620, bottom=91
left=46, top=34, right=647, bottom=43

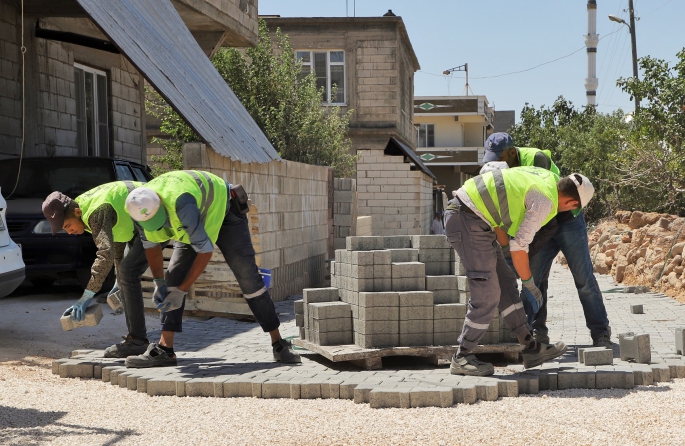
left=147, top=20, right=357, bottom=178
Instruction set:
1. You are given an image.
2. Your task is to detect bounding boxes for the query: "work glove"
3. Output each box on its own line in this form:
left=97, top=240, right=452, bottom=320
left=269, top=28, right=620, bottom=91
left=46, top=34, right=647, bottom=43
left=156, top=287, right=187, bottom=313
left=521, top=276, right=543, bottom=313
left=152, top=279, right=168, bottom=307
left=63, top=289, right=96, bottom=322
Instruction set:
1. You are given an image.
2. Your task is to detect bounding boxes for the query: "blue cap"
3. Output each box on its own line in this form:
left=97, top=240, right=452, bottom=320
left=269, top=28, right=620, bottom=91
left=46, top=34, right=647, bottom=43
left=482, top=132, right=515, bottom=163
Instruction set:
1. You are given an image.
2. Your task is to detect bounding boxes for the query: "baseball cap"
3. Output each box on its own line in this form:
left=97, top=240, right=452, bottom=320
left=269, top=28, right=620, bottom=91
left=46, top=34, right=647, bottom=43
left=569, top=173, right=595, bottom=208
left=479, top=161, right=509, bottom=175
left=42, top=191, right=73, bottom=235
left=125, top=187, right=167, bottom=231
left=482, top=132, right=515, bottom=163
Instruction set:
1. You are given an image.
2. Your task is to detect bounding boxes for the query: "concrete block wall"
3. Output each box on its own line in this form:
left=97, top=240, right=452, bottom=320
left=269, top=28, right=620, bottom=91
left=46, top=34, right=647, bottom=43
left=333, top=178, right=358, bottom=250
left=303, top=235, right=508, bottom=348
left=356, top=149, right=434, bottom=236
left=111, top=67, right=144, bottom=163
left=0, top=1, right=22, bottom=157
left=183, top=143, right=330, bottom=301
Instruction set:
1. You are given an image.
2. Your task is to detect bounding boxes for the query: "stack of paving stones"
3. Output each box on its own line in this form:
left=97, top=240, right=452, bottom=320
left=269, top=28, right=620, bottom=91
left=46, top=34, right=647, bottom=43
left=332, top=178, right=358, bottom=250
left=52, top=254, right=685, bottom=409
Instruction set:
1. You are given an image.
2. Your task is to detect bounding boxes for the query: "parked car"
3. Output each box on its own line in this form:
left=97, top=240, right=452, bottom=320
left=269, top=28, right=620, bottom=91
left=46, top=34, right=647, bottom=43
left=0, top=186, right=25, bottom=297
left=0, top=157, right=152, bottom=291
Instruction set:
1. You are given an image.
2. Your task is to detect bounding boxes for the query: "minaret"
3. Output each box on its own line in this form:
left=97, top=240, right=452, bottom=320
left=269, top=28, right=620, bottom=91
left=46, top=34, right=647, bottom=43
left=585, top=0, right=599, bottom=105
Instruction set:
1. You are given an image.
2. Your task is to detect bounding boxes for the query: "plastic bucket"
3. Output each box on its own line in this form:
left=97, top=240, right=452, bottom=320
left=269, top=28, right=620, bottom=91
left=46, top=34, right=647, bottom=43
left=259, top=268, right=272, bottom=289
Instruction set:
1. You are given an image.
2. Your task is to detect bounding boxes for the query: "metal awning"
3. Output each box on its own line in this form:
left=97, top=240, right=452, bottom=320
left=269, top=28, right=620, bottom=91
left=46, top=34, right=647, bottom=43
left=384, top=137, right=437, bottom=181
left=76, top=0, right=280, bottom=164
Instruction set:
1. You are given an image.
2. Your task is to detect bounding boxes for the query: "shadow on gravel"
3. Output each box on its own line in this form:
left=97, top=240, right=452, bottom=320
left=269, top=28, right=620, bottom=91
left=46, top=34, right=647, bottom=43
left=541, top=384, right=673, bottom=400
left=0, top=406, right=138, bottom=445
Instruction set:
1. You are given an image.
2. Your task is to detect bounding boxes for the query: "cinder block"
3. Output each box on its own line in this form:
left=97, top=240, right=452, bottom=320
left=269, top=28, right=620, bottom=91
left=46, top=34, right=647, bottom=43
left=411, top=235, right=450, bottom=249
left=346, top=236, right=384, bottom=251
left=388, top=248, right=419, bottom=262
left=400, top=306, right=433, bottom=320
left=319, top=330, right=353, bottom=346
left=676, top=327, right=685, bottom=355
left=459, top=291, right=472, bottom=304
left=456, top=276, right=470, bottom=291
left=391, top=262, right=425, bottom=278
left=356, top=333, right=399, bottom=348
left=400, top=319, right=433, bottom=334
left=313, top=317, right=352, bottom=333
left=294, top=300, right=304, bottom=314
left=424, top=261, right=450, bottom=275
left=399, top=291, right=434, bottom=307
left=60, top=304, right=103, bottom=331
left=418, top=248, right=451, bottom=263
left=399, top=332, right=433, bottom=347
left=351, top=264, right=374, bottom=279
left=299, top=327, right=306, bottom=339
left=359, top=306, right=398, bottom=321
left=351, top=277, right=375, bottom=292
left=583, top=347, right=614, bottom=366
left=433, top=318, right=458, bottom=332
left=619, top=332, right=651, bottom=363
left=382, top=236, right=412, bottom=249
left=373, top=250, right=392, bottom=265
left=351, top=250, right=374, bottom=265
left=452, top=261, right=467, bottom=275
left=373, top=264, right=392, bottom=278
left=295, top=314, right=304, bottom=327
left=359, top=292, right=399, bottom=307
left=357, top=320, right=399, bottom=335
left=434, top=303, right=467, bottom=319
left=373, top=278, right=392, bottom=292
left=392, top=277, right=425, bottom=291
left=433, top=331, right=459, bottom=345
left=433, top=289, right=460, bottom=304
left=631, top=304, right=644, bottom=314
left=426, top=275, right=458, bottom=291
left=303, top=288, right=339, bottom=303
left=309, top=302, right=352, bottom=319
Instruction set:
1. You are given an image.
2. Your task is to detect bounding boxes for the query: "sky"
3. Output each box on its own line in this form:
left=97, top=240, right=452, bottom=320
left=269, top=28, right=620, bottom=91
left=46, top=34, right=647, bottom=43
left=258, top=0, right=684, bottom=120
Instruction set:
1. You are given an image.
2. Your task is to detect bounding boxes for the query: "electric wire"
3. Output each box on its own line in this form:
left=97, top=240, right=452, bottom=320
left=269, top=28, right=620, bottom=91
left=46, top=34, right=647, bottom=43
left=8, top=0, right=26, bottom=199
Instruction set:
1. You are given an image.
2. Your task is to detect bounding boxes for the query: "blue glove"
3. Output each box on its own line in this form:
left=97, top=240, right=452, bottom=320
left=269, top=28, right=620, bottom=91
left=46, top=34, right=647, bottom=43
left=63, top=290, right=96, bottom=322
left=152, top=279, right=168, bottom=306
left=157, top=287, right=187, bottom=313
left=521, top=277, right=542, bottom=313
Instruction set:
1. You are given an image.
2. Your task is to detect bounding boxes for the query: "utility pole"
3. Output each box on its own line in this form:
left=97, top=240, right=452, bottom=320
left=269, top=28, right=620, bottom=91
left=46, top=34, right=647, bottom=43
left=585, top=0, right=599, bottom=106
left=628, top=0, right=639, bottom=111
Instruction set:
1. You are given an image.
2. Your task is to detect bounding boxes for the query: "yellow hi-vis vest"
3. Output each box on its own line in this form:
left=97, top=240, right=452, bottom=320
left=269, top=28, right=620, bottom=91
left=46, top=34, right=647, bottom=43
left=75, top=181, right=141, bottom=242
left=517, top=147, right=561, bottom=176
left=141, top=170, right=227, bottom=244
left=462, top=166, right=558, bottom=237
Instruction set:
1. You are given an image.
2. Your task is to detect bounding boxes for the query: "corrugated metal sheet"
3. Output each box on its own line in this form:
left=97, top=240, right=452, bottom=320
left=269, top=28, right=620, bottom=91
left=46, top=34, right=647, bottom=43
left=76, top=0, right=280, bottom=164
left=385, top=137, right=437, bottom=181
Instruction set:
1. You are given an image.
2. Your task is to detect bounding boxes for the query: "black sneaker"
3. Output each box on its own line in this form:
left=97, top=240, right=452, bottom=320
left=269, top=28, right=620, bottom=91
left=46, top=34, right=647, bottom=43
left=522, top=341, right=568, bottom=369
left=593, top=334, right=613, bottom=349
left=449, top=354, right=494, bottom=376
left=104, top=335, right=150, bottom=358
left=273, top=339, right=301, bottom=364
left=125, top=343, right=177, bottom=368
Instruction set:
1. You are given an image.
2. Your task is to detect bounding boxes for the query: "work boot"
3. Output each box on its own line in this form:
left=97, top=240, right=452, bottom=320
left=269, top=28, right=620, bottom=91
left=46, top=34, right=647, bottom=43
left=104, top=335, right=149, bottom=358
left=593, top=334, right=613, bottom=349
left=125, top=343, right=177, bottom=368
left=522, top=341, right=568, bottom=369
left=533, top=332, right=550, bottom=345
left=449, top=354, right=494, bottom=376
left=272, top=339, right=301, bottom=364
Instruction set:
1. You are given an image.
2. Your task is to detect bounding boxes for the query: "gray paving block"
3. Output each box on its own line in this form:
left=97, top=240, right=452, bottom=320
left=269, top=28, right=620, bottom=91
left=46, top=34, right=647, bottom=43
left=410, top=387, right=453, bottom=408
left=418, top=248, right=452, bottom=263
left=595, top=367, right=634, bottom=389
left=392, top=277, right=426, bottom=291
left=433, top=331, right=459, bottom=346
left=353, top=383, right=376, bottom=404
left=59, top=362, right=95, bottom=379
left=294, top=300, right=304, bottom=314
left=631, top=364, right=654, bottom=385
left=358, top=306, right=398, bottom=321
left=399, top=291, right=434, bottom=307
left=389, top=248, right=419, bottom=263
left=303, top=288, right=339, bottom=303
left=186, top=378, right=222, bottom=398
left=147, top=378, right=183, bottom=396
left=369, top=388, right=401, bottom=408
left=665, top=360, right=685, bottom=379
left=373, top=250, right=392, bottom=265
left=426, top=275, right=458, bottom=291
left=453, top=383, right=477, bottom=404
left=383, top=236, right=412, bottom=249
left=675, top=327, right=685, bottom=355
left=475, top=380, right=499, bottom=402
left=52, top=358, right=70, bottom=375
left=399, top=332, right=433, bottom=347
left=538, top=368, right=558, bottom=391
left=309, top=301, right=351, bottom=319
left=358, top=320, right=399, bottom=335
left=400, top=306, right=433, bottom=320
left=456, top=276, right=470, bottom=291
left=359, top=292, right=399, bottom=307
left=223, top=381, right=255, bottom=398
left=497, top=379, right=519, bottom=397
left=299, top=327, right=306, bottom=339
left=60, top=304, right=103, bottom=331
left=313, top=317, right=352, bottom=333
left=351, top=277, right=375, bottom=292
left=619, top=332, right=651, bottom=363
left=399, top=319, right=433, bottom=333
left=295, top=314, right=304, bottom=327
left=630, top=304, right=644, bottom=314
left=452, top=261, right=467, bottom=275
left=650, top=363, right=671, bottom=382
left=513, top=372, right=539, bottom=394
left=319, top=330, right=353, bottom=346
left=351, top=250, right=374, bottom=266
left=373, top=264, right=392, bottom=278
left=411, top=235, right=450, bottom=249
left=433, top=318, right=459, bottom=333
left=260, top=381, right=292, bottom=399
left=434, top=303, right=466, bottom=319
left=373, top=278, right=392, bottom=292
left=433, top=289, right=460, bottom=304
left=557, top=368, right=596, bottom=390
left=424, top=261, right=451, bottom=275
left=347, top=236, right=384, bottom=251
left=351, top=264, right=374, bottom=279
left=391, top=262, right=425, bottom=278
left=583, top=347, right=614, bottom=366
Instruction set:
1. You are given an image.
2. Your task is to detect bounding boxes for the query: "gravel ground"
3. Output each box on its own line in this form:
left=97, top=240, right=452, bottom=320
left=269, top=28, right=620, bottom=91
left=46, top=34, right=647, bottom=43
left=1, top=358, right=685, bottom=446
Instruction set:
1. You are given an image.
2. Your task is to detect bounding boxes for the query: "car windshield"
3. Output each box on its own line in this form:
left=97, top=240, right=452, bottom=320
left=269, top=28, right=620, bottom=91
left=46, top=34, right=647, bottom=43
left=0, top=158, right=115, bottom=199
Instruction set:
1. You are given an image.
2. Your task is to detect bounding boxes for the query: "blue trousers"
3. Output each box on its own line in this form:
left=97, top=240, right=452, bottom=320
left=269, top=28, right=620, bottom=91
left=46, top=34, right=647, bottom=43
left=524, top=213, right=611, bottom=341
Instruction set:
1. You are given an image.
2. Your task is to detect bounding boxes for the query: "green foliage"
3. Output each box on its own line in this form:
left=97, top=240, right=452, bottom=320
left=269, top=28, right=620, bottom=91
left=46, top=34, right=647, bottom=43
left=145, top=19, right=357, bottom=178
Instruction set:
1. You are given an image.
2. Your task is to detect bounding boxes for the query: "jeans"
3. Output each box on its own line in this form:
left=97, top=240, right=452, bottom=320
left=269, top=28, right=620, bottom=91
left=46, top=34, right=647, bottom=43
left=117, top=235, right=150, bottom=341
left=444, top=203, right=529, bottom=350
left=526, top=212, right=611, bottom=341
left=161, top=201, right=280, bottom=333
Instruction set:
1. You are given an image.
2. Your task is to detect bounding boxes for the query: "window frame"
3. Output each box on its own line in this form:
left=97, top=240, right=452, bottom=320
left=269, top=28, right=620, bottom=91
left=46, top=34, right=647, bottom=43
left=74, top=62, right=110, bottom=157
left=416, top=123, right=435, bottom=148
left=296, top=49, right=346, bottom=106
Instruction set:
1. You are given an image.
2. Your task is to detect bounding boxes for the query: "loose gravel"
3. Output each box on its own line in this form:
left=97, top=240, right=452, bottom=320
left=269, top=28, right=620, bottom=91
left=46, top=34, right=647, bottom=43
left=1, top=358, right=685, bottom=446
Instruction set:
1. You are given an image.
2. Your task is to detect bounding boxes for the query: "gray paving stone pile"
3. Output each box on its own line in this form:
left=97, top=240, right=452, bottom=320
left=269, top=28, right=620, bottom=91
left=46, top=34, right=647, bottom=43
left=53, top=263, right=685, bottom=408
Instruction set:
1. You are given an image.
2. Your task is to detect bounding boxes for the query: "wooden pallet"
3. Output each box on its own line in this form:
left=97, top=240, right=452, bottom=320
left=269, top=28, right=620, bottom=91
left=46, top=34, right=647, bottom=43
left=293, top=339, right=523, bottom=370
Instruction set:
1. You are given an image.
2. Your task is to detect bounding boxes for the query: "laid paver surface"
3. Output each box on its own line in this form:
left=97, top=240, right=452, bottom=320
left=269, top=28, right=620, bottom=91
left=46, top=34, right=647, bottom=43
left=54, top=263, right=685, bottom=407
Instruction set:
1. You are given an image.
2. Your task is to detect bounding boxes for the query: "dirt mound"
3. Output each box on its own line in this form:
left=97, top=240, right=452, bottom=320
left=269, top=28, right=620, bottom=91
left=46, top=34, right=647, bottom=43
left=577, top=211, right=685, bottom=303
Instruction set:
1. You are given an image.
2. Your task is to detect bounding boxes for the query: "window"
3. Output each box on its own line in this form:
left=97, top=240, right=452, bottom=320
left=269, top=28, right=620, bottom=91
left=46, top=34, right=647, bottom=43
left=296, top=50, right=345, bottom=104
left=417, top=124, right=435, bottom=148
left=74, top=63, right=109, bottom=157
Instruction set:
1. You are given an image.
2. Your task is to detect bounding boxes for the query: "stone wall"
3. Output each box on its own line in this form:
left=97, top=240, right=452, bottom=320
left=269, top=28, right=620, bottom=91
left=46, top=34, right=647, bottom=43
left=183, top=143, right=330, bottom=301
left=356, top=149, right=434, bottom=236
left=333, top=178, right=358, bottom=250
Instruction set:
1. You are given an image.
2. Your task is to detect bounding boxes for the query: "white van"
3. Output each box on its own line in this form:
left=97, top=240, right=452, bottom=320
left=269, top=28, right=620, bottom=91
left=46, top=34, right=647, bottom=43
left=0, top=187, right=25, bottom=297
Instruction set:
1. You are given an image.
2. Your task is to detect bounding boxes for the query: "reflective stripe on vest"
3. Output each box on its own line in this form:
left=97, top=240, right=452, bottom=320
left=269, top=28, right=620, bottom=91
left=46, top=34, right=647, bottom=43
left=184, top=170, right=215, bottom=224
left=474, top=169, right=513, bottom=233
left=75, top=180, right=143, bottom=243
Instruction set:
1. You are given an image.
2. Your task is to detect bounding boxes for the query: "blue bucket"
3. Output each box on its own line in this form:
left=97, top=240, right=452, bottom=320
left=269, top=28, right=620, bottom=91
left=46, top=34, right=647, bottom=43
left=259, top=268, right=272, bottom=289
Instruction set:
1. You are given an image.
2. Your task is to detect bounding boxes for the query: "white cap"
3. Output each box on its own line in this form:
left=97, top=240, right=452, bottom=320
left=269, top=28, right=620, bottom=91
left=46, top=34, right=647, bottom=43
left=569, top=173, right=595, bottom=208
left=125, top=187, right=162, bottom=224
left=479, top=161, right=509, bottom=175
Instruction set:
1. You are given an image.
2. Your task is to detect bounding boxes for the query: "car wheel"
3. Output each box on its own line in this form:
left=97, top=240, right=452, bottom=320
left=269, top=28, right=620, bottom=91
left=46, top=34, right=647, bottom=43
left=31, top=278, right=55, bottom=289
